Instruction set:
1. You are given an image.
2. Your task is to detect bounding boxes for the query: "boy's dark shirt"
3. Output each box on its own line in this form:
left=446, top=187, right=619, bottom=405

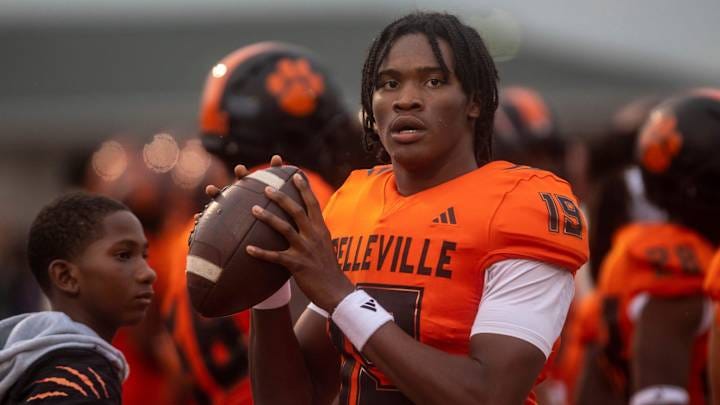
left=4, top=348, right=121, bottom=404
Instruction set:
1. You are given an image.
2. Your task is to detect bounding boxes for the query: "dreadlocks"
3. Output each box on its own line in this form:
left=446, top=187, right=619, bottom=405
left=360, top=12, right=499, bottom=164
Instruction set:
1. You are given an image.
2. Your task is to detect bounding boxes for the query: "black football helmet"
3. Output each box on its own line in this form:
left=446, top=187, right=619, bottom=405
left=199, top=42, right=360, bottom=186
left=493, top=86, right=565, bottom=175
left=637, top=89, right=720, bottom=241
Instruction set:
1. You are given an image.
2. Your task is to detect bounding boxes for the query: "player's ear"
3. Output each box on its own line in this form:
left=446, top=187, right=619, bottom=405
left=467, top=96, right=481, bottom=119
left=48, top=259, right=80, bottom=296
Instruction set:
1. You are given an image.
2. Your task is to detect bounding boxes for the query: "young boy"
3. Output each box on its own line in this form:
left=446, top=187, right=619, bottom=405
left=0, top=192, right=156, bottom=404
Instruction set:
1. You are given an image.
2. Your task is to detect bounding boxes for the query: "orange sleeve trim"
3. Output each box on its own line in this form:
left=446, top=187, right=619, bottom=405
left=26, top=391, right=69, bottom=402
left=87, top=367, right=109, bottom=398
left=56, top=366, right=99, bottom=398
left=33, top=377, right=87, bottom=397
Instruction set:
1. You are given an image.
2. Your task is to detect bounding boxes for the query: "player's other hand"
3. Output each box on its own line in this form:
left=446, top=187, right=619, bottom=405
left=205, top=155, right=284, bottom=197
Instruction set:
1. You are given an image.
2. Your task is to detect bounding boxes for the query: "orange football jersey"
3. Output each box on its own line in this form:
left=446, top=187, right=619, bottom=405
left=161, top=167, right=335, bottom=404
left=322, top=161, right=588, bottom=405
left=597, top=222, right=714, bottom=405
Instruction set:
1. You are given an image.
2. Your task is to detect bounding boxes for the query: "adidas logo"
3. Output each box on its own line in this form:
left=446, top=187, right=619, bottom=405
left=360, top=299, right=377, bottom=312
left=432, top=207, right=457, bottom=224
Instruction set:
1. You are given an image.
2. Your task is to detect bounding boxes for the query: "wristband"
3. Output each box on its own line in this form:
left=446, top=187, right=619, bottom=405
left=252, top=280, right=292, bottom=310
left=331, top=290, right=394, bottom=351
left=630, top=385, right=689, bottom=405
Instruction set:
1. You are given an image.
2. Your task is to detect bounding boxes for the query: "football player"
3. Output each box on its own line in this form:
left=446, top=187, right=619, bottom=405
left=218, top=12, right=588, bottom=404
left=594, top=91, right=720, bottom=405
left=696, top=88, right=720, bottom=405
left=573, top=96, right=666, bottom=405
left=706, top=251, right=720, bottom=405
left=162, top=41, right=364, bottom=404
left=493, top=86, right=566, bottom=177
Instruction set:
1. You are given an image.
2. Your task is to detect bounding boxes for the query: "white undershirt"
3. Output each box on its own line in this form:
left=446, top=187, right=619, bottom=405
left=471, top=259, right=574, bottom=358
left=308, top=258, right=575, bottom=359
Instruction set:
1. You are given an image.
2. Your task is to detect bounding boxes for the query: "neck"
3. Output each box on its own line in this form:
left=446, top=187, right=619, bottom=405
left=392, top=141, right=479, bottom=196
left=393, top=158, right=478, bottom=195
left=51, top=298, right=117, bottom=342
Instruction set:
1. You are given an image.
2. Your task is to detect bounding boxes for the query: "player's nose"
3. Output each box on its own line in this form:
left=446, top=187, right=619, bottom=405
left=392, top=84, right=423, bottom=112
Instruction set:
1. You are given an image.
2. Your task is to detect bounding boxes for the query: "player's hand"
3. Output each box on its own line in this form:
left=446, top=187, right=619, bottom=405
left=246, top=171, right=354, bottom=312
left=205, top=155, right=284, bottom=197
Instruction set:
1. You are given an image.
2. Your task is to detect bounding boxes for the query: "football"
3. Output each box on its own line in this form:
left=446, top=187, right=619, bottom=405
left=186, top=165, right=305, bottom=317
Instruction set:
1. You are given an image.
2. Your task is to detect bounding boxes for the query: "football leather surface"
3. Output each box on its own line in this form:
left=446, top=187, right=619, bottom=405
left=186, top=165, right=305, bottom=317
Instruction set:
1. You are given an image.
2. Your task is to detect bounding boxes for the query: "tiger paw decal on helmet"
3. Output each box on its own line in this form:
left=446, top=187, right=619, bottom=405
left=266, top=58, right=325, bottom=117
left=638, top=111, right=683, bottom=174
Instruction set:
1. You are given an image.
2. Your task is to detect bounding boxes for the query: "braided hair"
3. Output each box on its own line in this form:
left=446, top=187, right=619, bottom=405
left=360, top=12, right=499, bottom=164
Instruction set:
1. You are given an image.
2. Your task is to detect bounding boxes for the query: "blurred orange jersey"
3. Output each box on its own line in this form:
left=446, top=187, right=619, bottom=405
left=705, top=250, right=720, bottom=327
left=598, top=222, right=714, bottom=405
left=704, top=250, right=720, bottom=302
left=323, top=161, right=588, bottom=405
left=162, top=167, right=335, bottom=404
left=547, top=291, right=603, bottom=401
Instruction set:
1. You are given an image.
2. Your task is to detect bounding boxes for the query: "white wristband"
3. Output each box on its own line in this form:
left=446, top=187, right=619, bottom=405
left=252, top=280, right=292, bottom=310
left=630, top=385, right=689, bottom=405
left=331, top=290, right=394, bottom=351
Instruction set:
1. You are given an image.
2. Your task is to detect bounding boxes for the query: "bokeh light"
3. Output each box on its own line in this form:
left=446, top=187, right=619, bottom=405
left=467, top=8, right=522, bottom=62
left=143, top=133, right=180, bottom=173
left=171, top=139, right=212, bottom=189
left=91, top=140, right=128, bottom=182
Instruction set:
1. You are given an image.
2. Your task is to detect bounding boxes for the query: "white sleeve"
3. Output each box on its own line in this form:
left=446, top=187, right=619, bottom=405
left=471, top=259, right=575, bottom=358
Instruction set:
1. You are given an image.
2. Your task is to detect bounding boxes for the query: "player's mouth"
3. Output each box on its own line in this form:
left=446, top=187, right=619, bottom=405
left=134, top=290, right=154, bottom=305
left=389, top=115, right=427, bottom=144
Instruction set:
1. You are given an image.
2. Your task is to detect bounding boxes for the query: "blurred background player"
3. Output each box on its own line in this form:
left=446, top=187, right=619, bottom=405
left=696, top=89, right=720, bottom=405
left=706, top=250, right=720, bottom=405
left=587, top=91, right=720, bottom=405
left=705, top=250, right=720, bottom=405
left=160, top=41, right=367, bottom=404
left=571, top=96, right=668, bottom=405
left=493, top=86, right=566, bottom=177
left=0, top=192, right=155, bottom=404
left=584, top=96, right=667, bottom=283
